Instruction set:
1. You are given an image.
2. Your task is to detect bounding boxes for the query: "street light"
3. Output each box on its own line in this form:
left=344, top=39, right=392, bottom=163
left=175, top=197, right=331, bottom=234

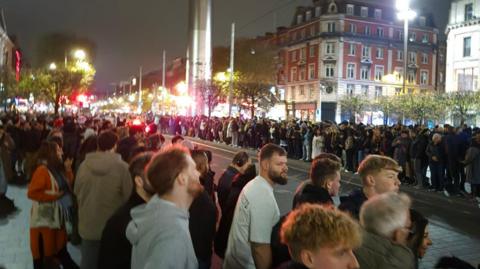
left=49, top=62, right=57, bottom=70
left=396, top=0, right=416, bottom=95
left=74, top=49, right=86, bottom=61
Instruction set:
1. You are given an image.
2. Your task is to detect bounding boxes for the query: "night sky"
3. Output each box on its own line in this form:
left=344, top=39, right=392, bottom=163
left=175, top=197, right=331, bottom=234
left=2, top=0, right=451, bottom=92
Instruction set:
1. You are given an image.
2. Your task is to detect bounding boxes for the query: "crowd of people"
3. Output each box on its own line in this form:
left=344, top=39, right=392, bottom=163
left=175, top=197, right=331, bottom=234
left=0, top=112, right=478, bottom=269
left=159, top=115, right=480, bottom=202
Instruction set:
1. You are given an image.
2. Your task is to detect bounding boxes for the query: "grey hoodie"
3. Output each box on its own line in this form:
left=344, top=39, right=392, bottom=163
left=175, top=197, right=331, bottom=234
left=74, top=151, right=132, bottom=240
left=126, top=195, right=198, bottom=269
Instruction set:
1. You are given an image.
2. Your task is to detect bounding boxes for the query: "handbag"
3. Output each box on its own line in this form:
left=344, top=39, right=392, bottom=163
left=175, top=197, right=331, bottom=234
left=30, top=170, right=62, bottom=229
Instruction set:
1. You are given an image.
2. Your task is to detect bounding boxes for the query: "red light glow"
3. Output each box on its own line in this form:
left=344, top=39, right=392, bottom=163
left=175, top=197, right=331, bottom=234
left=132, top=119, right=142, bottom=126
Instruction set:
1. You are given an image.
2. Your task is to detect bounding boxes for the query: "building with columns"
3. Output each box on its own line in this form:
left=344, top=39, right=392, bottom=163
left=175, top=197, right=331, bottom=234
left=446, top=0, right=480, bottom=93
left=276, top=0, right=440, bottom=122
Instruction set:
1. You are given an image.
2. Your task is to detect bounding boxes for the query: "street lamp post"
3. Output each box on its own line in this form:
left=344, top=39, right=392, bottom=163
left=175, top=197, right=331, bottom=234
left=396, top=0, right=416, bottom=96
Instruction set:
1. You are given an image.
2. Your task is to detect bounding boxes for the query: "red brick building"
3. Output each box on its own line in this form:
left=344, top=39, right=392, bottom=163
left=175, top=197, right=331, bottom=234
left=277, top=0, right=441, bottom=122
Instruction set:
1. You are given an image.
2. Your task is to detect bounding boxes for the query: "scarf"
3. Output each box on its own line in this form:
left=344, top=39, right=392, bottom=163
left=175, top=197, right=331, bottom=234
left=48, top=166, right=74, bottom=223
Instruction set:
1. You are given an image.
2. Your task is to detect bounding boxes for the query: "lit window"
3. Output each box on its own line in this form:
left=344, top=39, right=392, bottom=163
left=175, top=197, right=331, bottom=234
left=409, top=52, right=417, bottom=64
left=419, top=16, right=426, bottom=26
left=315, top=6, right=321, bottom=17
left=408, top=71, right=415, bottom=83
left=306, top=11, right=312, bottom=21
left=374, top=9, right=382, bottom=20
left=297, top=14, right=303, bottom=24
left=365, top=25, right=371, bottom=35
left=350, top=24, right=357, bottom=33
left=375, top=86, right=382, bottom=98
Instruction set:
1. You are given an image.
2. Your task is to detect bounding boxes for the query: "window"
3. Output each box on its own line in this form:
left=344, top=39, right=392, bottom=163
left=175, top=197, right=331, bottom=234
left=422, top=34, right=429, bottom=43
left=300, top=85, right=305, bottom=96
left=409, top=32, right=416, bottom=42
left=409, top=52, right=417, bottom=64
left=301, top=29, right=306, bottom=39
left=365, top=25, right=371, bottom=35
left=361, top=7, right=368, bottom=17
left=376, top=48, right=384, bottom=59
left=306, top=11, right=312, bottom=21
left=346, top=4, right=354, bottom=15
left=422, top=53, right=428, bottom=64
left=408, top=71, right=415, bottom=83
left=420, top=70, right=428, bottom=85
left=309, top=86, right=315, bottom=99
left=309, top=46, right=316, bottom=58
left=395, top=67, right=403, bottom=81
left=395, top=87, right=402, bottom=95
left=375, top=66, right=384, bottom=81
left=439, top=72, right=444, bottom=83
left=361, top=67, right=369, bottom=80
left=326, top=42, right=335, bottom=55
left=327, top=22, right=336, bottom=33
left=297, top=14, right=303, bottom=24
left=465, top=3, right=474, bottom=21
left=300, top=47, right=307, bottom=60
left=398, top=30, right=403, bottom=40
left=291, top=86, right=296, bottom=99
left=361, top=85, right=369, bottom=96
left=349, top=43, right=356, bottom=56
left=300, top=68, right=306, bottom=80
left=315, top=6, right=321, bottom=17
left=347, top=63, right=355, bottom=79
left=291, top=51, right=297, bottom=62
left=375, top=86, right=383, bottom=98
left=419, top=16, right=426, bottom=26
left=362, top=46, right=371, bottom=58
left=374, top=9, right=382, bottom=20
left=325, top=64, right=335, bottom=78
left=309, top=27, right=315, bottom=37
left=397, top=50, right=404, bottom=61
left=349, top=23, right=357, bottom=33
left=347, top=84, right=354, bottom=96
left=464, top=37, right=472, bottom=57
left=377, top=27, right=384, bottom=37
left=308, top=64, right=316, bottom=79
left=291, top=67, right=297, bottom=81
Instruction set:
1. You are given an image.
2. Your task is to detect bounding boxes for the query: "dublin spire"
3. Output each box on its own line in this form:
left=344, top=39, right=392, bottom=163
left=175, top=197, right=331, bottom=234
left=187, top=0, right=212, bottom=116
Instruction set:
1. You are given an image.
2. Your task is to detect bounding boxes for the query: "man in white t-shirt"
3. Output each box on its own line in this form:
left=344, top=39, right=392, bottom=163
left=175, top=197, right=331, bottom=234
left=224, top=143, right=288, bottom=269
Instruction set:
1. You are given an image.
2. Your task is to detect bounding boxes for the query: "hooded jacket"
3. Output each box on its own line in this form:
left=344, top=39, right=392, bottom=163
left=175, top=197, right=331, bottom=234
left=339, top=189, right=368, bottom=219
left=126, top=195, right=198, bottom=269
left=74, top=151, right=132, bottom=240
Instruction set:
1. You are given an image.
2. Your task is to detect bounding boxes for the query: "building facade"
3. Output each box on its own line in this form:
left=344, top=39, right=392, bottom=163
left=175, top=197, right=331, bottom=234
left=446, top=0, right=480, bottom=93
left=277, top=0, right=440, bottom=122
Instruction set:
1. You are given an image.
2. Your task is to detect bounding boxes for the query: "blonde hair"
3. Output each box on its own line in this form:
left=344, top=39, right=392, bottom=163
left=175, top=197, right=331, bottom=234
left=357, top=155, right=402, bottom=184
left=281, top=204, right=362, bottom=262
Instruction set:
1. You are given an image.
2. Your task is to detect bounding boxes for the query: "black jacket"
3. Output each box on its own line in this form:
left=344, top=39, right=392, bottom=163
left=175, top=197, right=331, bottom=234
left=272, top=184, right=334, bottom=268
left=217, top=166, right=240, bottom=211
left=98, top=192, right=145, bottom=269
left=189, top=190, right=217, bottom=262
left=338, top=189, right=368, bottom=220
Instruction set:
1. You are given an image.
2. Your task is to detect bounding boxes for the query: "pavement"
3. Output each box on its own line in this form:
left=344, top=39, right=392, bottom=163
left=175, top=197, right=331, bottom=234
left=1, top=136, right=479, bottom=269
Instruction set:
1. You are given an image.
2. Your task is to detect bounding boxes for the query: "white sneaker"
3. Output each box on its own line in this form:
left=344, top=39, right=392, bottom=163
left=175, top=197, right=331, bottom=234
left=443, top=189, right=450, bottom=197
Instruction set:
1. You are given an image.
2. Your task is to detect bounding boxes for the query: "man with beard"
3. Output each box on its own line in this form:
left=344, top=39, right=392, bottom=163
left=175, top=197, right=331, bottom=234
left=97, top=152, right=154, bottom=269
left=126, top=146, right=202, bottom=269
left=224, top=143, right=288, bottom=269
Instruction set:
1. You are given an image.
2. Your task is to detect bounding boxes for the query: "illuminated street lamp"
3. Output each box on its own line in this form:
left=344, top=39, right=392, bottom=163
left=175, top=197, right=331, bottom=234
left=74, top=49, right=86, bottom=61
left=49, top=62, right=57, bottom=70
left=396, top=0, right=416, bottom=95
left=176, top=81, right=188, bottom=95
